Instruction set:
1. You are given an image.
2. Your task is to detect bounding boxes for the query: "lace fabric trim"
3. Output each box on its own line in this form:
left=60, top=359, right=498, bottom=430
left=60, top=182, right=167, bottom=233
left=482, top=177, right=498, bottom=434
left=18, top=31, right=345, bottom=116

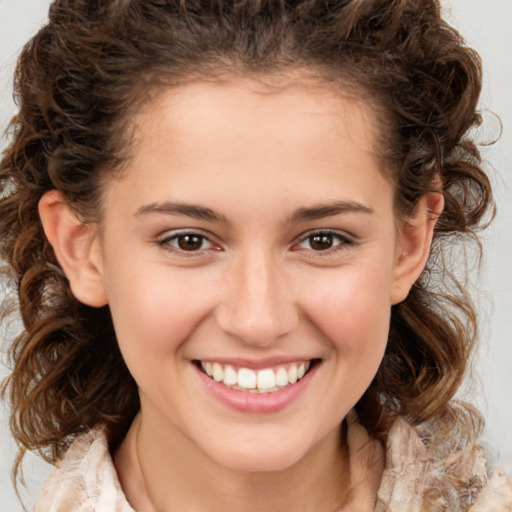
left=34, top=416, right=512, bottom=512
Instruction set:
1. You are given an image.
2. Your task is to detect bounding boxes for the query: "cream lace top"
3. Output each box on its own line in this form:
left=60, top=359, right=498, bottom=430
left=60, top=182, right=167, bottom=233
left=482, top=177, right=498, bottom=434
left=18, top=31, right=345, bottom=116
left=35, top=416, right=512, bottom=511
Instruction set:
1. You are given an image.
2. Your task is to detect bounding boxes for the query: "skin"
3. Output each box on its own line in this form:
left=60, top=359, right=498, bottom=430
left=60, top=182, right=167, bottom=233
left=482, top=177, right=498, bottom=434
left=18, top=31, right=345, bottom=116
left=39, top=77, right=441, bottom=511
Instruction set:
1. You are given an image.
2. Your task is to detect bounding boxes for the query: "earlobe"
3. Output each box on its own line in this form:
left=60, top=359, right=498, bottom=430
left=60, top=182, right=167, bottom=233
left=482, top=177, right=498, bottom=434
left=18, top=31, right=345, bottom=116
left=38, top=190, right=108, bottom=307
left=390, top=192, right=444, bottom=305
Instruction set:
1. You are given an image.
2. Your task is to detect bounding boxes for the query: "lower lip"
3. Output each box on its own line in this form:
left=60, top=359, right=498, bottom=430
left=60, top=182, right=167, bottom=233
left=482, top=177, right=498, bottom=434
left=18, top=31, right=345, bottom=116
left=194, top=363, right=318, bottom=414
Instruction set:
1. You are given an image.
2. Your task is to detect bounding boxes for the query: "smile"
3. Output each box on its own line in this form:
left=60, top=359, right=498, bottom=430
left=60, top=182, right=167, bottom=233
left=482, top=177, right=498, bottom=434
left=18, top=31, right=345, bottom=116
left=199, top=361, right=313, bottom=393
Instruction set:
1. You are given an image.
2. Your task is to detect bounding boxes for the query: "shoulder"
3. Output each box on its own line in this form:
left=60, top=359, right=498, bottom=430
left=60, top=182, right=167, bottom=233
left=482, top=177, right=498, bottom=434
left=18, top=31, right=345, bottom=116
left=34, top=426, right=134, bottom=512
left=376, top=416, right=512, bottom=512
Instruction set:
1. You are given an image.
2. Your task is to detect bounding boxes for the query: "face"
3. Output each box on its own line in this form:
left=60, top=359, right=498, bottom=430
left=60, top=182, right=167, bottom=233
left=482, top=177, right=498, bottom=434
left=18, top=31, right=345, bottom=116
left=91, top=79, right=413, bottom=473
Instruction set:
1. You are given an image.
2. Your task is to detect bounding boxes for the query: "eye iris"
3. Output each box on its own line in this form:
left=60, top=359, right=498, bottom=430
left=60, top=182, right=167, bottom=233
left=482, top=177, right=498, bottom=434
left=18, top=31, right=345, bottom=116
left=310, top=234, right=334, bottom=250
left=177, top=234, right=203, bottom=251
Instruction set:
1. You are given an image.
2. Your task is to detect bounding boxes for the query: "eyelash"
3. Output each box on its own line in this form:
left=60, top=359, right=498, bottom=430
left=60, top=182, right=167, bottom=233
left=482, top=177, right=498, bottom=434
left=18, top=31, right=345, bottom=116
left=156, top=228, right=354, bottom=257
left=156, top=230, right=219, bottom=254
left=292, top=230, right=354, bottom=255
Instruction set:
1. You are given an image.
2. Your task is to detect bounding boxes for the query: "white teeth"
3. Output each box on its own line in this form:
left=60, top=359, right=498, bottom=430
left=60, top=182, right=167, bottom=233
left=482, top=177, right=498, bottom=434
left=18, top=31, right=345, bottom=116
left=257, top=369, right=275, bottom=390
left=212, top=363, right=223, bottom=382
left=203, top=362, right=213, bottom=377
left=275, top=367, right=288, bottom=387
left=288, top=365, right=298, bottom=384
left=223, top=365, right=238, bottom=386
left=200, top=361, right=313, bottom=392
left=237, top=368, right=257, bottom=389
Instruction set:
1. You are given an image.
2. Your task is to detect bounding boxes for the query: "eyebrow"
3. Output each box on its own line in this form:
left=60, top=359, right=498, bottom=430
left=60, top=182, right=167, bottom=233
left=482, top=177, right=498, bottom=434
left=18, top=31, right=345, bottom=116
left=134, top=199, right=374, bottom=223
left=134, top=201, right=228, bottom=223
left=290, top=201, right=374, bottom=222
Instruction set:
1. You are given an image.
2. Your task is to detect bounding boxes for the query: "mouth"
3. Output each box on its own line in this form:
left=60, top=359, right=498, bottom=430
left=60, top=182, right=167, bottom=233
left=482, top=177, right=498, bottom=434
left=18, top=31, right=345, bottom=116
left=195, top=359, right=319, bottom=393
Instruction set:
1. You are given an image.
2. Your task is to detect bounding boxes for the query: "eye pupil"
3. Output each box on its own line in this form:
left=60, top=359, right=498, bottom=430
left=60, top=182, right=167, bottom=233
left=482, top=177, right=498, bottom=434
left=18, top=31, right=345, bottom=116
left=310, top=234, right=333, bottom=250
left=178, top=234, right=203, bottom=251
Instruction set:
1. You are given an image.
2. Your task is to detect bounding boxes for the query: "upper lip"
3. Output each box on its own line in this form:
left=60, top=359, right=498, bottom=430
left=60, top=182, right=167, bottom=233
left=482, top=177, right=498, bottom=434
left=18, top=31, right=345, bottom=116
left=193, top=357, right=318, bottom=370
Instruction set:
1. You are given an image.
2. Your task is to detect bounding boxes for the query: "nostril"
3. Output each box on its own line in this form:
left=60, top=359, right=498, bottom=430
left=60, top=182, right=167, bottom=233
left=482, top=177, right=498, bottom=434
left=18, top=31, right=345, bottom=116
left=214, top=303, right=299, bottom=348
left=213, top=261, right=299, bottom=346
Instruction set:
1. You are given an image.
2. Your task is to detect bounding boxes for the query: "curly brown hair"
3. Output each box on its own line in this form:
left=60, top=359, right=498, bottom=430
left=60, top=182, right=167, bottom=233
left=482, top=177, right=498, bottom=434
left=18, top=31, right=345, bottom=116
left=1, top=0, right=492, bottom=486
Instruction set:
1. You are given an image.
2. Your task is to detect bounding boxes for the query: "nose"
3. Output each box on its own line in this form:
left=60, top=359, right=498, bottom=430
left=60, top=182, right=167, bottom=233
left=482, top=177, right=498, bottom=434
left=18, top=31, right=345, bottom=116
left=215, top=251, right=299, bottom=347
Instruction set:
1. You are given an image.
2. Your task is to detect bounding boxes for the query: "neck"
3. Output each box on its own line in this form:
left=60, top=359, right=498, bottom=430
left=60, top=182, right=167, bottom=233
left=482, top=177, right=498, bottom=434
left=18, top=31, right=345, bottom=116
left=114, top=411, right=383, bottom=512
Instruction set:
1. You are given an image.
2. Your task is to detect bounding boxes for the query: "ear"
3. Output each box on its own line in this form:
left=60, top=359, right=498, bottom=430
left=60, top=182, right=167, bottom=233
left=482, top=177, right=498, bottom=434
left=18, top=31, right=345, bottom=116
left=38, top=190, right=108, bottom=307
left=390, top=192, right=444, bottom=305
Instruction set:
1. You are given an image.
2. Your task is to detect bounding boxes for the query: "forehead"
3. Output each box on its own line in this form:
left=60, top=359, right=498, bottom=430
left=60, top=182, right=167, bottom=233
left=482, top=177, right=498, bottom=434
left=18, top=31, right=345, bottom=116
left=133, top=77, right=382, bottom=162
left=102, top=77, right=394, bottom=221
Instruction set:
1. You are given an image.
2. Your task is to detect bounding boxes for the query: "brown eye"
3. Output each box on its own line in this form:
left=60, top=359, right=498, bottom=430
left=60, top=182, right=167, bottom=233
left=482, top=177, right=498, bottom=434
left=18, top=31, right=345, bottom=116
left=159, top=232, right=214, bottom=252
left=309, top=234, right=335, bottom=251
left=177, top=234, right=204, bottom=251
left=295, top=231, right=351, bottom=252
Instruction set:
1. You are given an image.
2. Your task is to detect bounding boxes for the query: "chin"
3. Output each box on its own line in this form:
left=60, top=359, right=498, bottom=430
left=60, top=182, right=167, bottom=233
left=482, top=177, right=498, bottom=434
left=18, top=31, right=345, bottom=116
left=202, top=433, right=316, bottom=474
left=219, top=451, right=306, bottom=474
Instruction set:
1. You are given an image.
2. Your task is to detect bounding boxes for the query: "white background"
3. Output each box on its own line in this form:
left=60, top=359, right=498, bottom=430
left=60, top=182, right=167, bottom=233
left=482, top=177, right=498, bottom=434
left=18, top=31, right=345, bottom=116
left=1, top=0, right=511, bottom=510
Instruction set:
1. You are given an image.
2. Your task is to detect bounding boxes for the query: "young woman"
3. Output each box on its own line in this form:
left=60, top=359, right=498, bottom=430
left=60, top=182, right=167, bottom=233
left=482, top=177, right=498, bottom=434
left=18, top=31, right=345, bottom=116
left=1, top=0, right=511, bottom=510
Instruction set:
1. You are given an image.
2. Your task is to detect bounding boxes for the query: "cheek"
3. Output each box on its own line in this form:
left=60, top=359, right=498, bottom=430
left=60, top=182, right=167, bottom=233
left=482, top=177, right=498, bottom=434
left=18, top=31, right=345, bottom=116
left=104, top=263, right=218, bottom=362
left=304, top=262, right=393, bottom=342
left=294, top=264, right=393, bottom=428
left=301, top=260, right=393, bottom=402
